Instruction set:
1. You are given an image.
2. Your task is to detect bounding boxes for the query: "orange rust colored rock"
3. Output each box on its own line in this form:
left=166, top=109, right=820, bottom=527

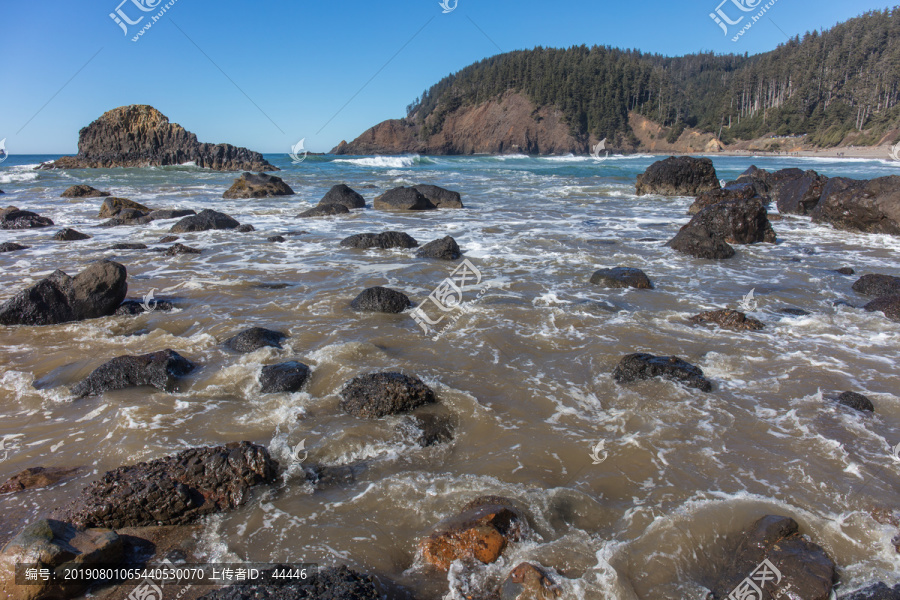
left=421, top=525, right=507, bottom=570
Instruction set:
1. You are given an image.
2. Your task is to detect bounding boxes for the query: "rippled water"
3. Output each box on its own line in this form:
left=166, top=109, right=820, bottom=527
left=1, top=153, right=899, bottom=599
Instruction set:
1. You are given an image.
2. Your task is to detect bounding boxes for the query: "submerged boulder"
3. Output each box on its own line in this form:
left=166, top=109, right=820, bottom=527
left=0, top=242, right=29, bottom=253
left=298, top=203, right=350, bottom=218
left=58, top=442, right=278, bottom=528
left=70, top=349, right=196, bottom=398
left=709, top=515, right=835, bottom=600
left=500, top=563, right=562, bottom=600
left=413, top=184, right=464, bottom=208
left=97, top=197, right=150, bottom=218
left=635, top=156, right=720, bottom=196
left=224, top=327, right=287, bottom=353
left=863, top=295, right=900, bottom=322
left=689, top=309, right=764, bottom=331
left=0, top=467, right=82, bottom=495
left=170, top=209, right=240, bottom=233
left=836, top=391, right=875, bottom=413
left=340, top=372, right=437, bottom=418
left=416, top=236, right=462, bottom=260
left=340, top=231, right=418, bottom=249
left=223, top=172, right=295, bottom=199
left=0, top=206, right=54, bottom=230
left=350, top=287, right=412, bottom=313
left=259, top=361, right=311, bottom=394
left=53, top=228, right=91, bottom=241
left=420, top=496, right=528, bottom=571
left=589, top=267, right=653, bottom=289
left=0, top=260, right=127, bottom=326
left=613, top=353, right=712, bottom=392
left=318, top=184, right=366, bottom=209
left=667, top=227, right=736, bottom=260
left=852, top=274, right=900, bottom=298
left=373, top=187, right=436, bottom=211
left=61, top=184, right=110, bottom=198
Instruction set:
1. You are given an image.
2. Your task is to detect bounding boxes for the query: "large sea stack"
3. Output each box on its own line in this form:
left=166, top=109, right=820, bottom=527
left=39, top=105, right=277, bottom=171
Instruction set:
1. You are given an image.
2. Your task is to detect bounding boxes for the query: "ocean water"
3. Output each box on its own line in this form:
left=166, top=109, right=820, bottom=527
left=1, top=153, right=899, bottom=599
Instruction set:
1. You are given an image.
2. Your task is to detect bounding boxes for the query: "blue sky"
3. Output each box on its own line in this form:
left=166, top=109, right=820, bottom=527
left=1, top=0, right=895, bottom=155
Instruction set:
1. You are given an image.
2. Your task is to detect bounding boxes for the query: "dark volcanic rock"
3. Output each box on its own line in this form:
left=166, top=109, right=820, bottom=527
left=259, top=361, right=311, bottom=394
left=53, top=228, right=92, bottom=241
left=61, top=185, right=110, bottom=198
left=267, top=235, right=286, bottom=243
left=158, top=235, right=179, bottom=244
left=689, top=309, right=764, bottom=331
left=340, top=231, right=418, bottom=249
left=837, top=391, right=875, bottom=413
left=836, top=267, right=856, bottom=276
left=147, top=209, right=195, bottom=220
left=0, top=260, right=127, bottom=326
left=0, top=467, right=82, bottom=495
left=108, top=242, right=148, bottom=250
left=852, top=274, right=900, bottom=298
left=59, top=441, right=278, bottom=528
left=770, top=168, right=828, bottom=215
left=689, top=182, right=758, bottom=215
left=223, top=172, right=295, bottom=199
left=115, top=299, right=175, bottom=315
left=319, top=184, right=366, bottom=209
left=812, top=175, right=900, bottom=235
left=170, top=209, right=240, bottom=233
left=340, top=372, right=437, bottom=418
left=0, top=206, right=54, bottom=229
left=197, top=565, right=379, bottom=600
left=841, top=583, right=900, bottom=600
left=237, top=224, right=256, bottom=233
left=710, top=515, right=835, bottom=600
left=779, top=307, right=811, bottom=316
left=98, top=197, right=150, bottom=218
left=590, top=267, right=653, bottom=289
left=635, top=156, right=720, bottom=196
left=864, top=295, right=900, bottom=322
left=298, top=203, right=351, bottom=218
left=350, top=287, right=412, bottom=313
left=667, top=227, right=736, bottom=259
left=0, top=242, right=29, bottom=252
left=419, top=496, right=528, bottom=571
left=684, top=198, right=776, bottom=244
left=39, top=105, right=276, bottom=171
left=165, top=243, right=202, bottom=256
left=373, top=186, right=436, bottom=211
left=409, top=413, right=455, bottom=447
left=416, top=236, right=462, bottom=260
left=613, top=353, right=712, bottom=392
left=224, top=327, right=287, bottom=353
left=0, top=519, right=124, bottom=600
left=70, top=349, right=195, bottom=398
left=413, top=184, right=464, bottom=208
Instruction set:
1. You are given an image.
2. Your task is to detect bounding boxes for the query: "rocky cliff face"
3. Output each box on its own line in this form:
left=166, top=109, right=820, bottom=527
left=41, top=105, right=276, bottom=171
left=332, top=92, right=595, bottom=155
